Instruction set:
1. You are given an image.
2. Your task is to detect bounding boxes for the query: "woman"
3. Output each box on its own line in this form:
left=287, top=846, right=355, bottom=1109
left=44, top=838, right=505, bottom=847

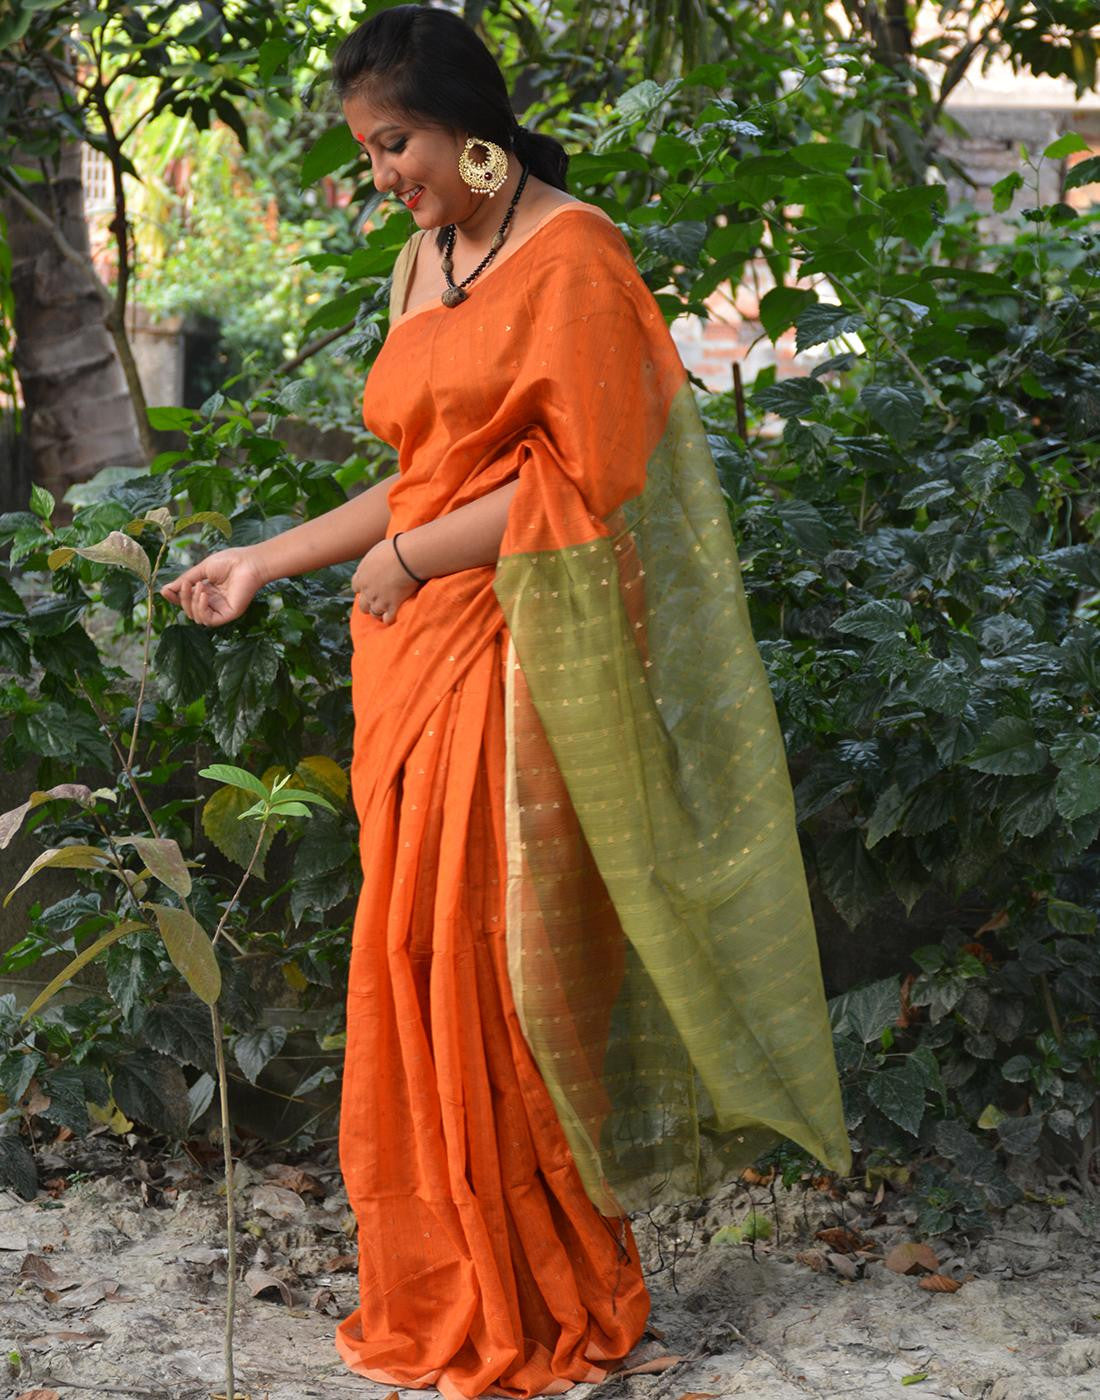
left=162, top=6, right=850, bottom=1397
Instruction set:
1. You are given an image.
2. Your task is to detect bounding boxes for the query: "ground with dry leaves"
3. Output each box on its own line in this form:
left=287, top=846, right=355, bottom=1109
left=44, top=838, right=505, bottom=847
left=2, top=1136, right=1099, bottom=1400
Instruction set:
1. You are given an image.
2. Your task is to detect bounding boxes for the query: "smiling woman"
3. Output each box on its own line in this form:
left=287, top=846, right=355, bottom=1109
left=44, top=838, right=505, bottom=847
left=162, top=5, right=850, bottom=1397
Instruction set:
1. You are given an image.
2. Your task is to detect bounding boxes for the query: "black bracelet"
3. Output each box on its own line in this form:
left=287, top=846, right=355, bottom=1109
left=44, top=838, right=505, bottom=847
left=392, top=531, right=427, bottom=586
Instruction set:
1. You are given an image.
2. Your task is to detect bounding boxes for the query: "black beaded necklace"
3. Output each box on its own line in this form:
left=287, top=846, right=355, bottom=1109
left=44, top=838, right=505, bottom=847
left=440, top=164, right=531, bottom=308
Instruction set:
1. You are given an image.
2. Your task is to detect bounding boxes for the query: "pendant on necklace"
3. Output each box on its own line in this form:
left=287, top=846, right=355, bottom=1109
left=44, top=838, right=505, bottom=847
left=441, top=286, right=468, bottom=308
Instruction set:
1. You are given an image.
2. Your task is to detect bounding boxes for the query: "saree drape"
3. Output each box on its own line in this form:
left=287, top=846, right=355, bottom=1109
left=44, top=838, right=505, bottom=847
left=337, top=201, right=850, bottom=1397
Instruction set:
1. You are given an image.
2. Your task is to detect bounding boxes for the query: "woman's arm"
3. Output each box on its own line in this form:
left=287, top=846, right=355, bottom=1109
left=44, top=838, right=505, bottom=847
left=351, top=477, right=520, bottom=624
left=160, top=470, right=398, bottom=626
left=249, top=469, right=398, bottom=584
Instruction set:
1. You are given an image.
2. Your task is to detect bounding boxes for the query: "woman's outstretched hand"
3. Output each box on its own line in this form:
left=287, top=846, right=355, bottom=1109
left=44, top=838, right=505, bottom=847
left=352, top=537, right=421, bottom=626
left=159, top=547, right=266, bottom=627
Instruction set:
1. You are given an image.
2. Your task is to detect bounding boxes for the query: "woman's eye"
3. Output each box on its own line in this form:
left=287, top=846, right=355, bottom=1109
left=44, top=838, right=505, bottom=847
left=386, top=140, right=406, bottom=154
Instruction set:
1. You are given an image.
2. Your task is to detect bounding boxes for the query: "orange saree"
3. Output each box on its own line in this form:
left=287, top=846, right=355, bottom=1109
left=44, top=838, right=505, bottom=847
left=336, top=204, right=653, bottom=1398
left=337, top=202, right=850, bottom=1397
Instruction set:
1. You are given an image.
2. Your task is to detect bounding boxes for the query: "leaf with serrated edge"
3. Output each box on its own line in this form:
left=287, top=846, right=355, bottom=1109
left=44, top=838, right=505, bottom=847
left=234, top=1025, right=287, bottom=1084
left=202, top=784, right=274, bottom=874
left=149, top=904, right=221, bottom=1006
left=117, top=835, right=191, bottom=897
left=111, top=1053, right=190, bottom=1138
left=295, top=755, right=348, bottom=804
left=865, top=1059, right=926, bottom=1136
left=4, top=844, right=111, bottom=907
left=21, top=920, right=146, bottom=1020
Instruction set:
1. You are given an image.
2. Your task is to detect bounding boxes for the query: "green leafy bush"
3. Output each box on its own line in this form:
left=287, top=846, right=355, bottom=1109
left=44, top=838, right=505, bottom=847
left=0, top=386, right=385, bottom=1188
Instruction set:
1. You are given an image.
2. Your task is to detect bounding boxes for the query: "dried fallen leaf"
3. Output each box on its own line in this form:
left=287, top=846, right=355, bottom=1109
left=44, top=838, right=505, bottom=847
left=885, top=1241, right=940, bottom=1275
left=15, top=1390, right=62, bottom=1400
left=674, top=1393, right=721, bottom=1399
left=19, top=1253, right=66, bottom=1287
left=310, top=1286, right=339, bottom=1315
left=826, top=1251, right=861, bottom=1280
left=250, top=1183, right=305, bottom=1222
left=245, top=1266, right=295, bottom=1307
left=918, top=1273, right=961, bottom=1292
left=324, top=1253, right=359, bottom=1272
left=267, top=1164, right=325, bottom=1199
left=814, top=1226, right=867, bottom=1253
left=621, top=1355, right=684, bottom=1377
left=795, top=1249, right=828, bottom=1272
left=57, top=1279, right=126, bottom=1310
left=24, top=1084, right=51, bottom=1116
left=739, top=1166, right=774, bottom=1185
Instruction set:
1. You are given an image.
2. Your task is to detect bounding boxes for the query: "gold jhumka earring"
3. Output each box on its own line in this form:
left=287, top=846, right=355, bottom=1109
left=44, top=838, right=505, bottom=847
left=458, top=137, right=509, bottom=196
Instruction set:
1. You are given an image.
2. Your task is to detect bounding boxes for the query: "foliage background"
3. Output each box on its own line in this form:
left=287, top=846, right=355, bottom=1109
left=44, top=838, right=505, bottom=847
left=1, top=0, right=1099, bottom=1232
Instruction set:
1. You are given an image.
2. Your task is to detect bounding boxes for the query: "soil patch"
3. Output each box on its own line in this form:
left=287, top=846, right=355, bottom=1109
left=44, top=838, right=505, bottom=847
left=2, top=1138, right=1098, bottom=1400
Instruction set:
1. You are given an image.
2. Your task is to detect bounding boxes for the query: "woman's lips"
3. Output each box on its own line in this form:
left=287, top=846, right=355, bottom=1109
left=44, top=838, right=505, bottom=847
left=401, top=186, right=424, bottom=209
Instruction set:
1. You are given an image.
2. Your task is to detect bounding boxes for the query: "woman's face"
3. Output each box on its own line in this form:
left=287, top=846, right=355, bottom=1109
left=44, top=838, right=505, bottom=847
left=341, top=92, right=481, bottom=229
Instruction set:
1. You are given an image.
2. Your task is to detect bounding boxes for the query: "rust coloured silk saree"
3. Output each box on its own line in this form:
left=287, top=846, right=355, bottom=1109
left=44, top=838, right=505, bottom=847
left=337, top=202, right=850, bottom=1398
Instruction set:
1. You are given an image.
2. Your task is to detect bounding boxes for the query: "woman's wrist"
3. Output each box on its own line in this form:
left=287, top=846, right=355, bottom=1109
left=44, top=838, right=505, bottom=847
left=244, top=542, right=279, bottom=588
left=391, top=530, right=429, bottom=585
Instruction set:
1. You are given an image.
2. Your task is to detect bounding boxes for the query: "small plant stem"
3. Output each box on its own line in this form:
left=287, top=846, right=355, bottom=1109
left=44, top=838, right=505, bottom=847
left=76, top=674, right=162, bottom=840
left=210, top=1000, right=238, bottom=1400
left=1038, top=972, right=1063, bottom=1043
left=211, top=823, right=271, bottom=948
left=127, top=566, right=166, bottom=771
left=206, top=815, right=273, bottom=1400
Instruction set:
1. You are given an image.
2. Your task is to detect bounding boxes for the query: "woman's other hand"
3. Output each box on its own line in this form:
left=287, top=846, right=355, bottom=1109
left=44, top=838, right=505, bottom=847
left=159, top=547, right=266, bottom=627
left=352, top=537, right=421, bottom=625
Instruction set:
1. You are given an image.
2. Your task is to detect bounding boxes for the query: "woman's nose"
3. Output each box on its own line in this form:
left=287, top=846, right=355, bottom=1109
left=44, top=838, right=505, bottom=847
left=372, top=158, right=398, bottom=193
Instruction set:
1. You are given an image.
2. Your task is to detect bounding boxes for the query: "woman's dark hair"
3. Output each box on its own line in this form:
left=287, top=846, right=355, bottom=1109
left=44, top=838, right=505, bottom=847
left=332, top=4, right=568, bottom=250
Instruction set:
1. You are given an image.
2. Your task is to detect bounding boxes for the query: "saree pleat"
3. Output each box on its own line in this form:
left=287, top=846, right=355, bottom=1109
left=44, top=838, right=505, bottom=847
left=340, top=592, right=649, bottom=1397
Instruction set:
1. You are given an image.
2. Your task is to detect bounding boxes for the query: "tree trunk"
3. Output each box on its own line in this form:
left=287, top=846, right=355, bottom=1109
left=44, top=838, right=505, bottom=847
left=3, top=136, right=144, bottom=505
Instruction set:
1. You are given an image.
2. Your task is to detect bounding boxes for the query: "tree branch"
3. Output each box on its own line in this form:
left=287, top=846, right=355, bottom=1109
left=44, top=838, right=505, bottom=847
left=255, top=320, right=357, bottom=392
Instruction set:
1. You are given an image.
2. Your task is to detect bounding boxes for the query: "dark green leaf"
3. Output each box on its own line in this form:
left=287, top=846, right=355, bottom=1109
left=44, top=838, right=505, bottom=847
left=996, top=1113, right=1043, bottom=1158
left=833, top=598, right=911, bottom=643
left=817, top=828, right=887, bottom=927
left=112, top=1053, right=191, bottom=1138
left=301, top=124, right=360, bottom=187
left=106, top=939, right=161, bottom=1019
left=898, top=479, right=955, bottom=509
left=234, top=1025, right=287, bottom=1084
left=752, top=376, right=825, bottom=419
left=758, top=285, right=816, bottom=342
left=859, top=383, right=924, bottom=444
left=865, top=783, right=907, bottom=848
left=828, top=976, right=900, bottom=1043
left=211, top=637, right=280, bottom=756
left=965, top=717, right=1048, bottom=776
left=794, top=302, right=865, bottom=353
left=0, top=1134, right=37, bottom=1200
left=155, top=624, right=215, bottom=706
left=866, top=1058, right=926, bottom=1136
left=1055, top=762, right=1100, bottom=821
left=142, top=998, right=216, bottom=1075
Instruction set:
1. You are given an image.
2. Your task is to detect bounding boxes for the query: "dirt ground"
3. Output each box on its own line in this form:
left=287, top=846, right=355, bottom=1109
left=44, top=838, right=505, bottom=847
left=2, top=1136, right=1099, bottom=1400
